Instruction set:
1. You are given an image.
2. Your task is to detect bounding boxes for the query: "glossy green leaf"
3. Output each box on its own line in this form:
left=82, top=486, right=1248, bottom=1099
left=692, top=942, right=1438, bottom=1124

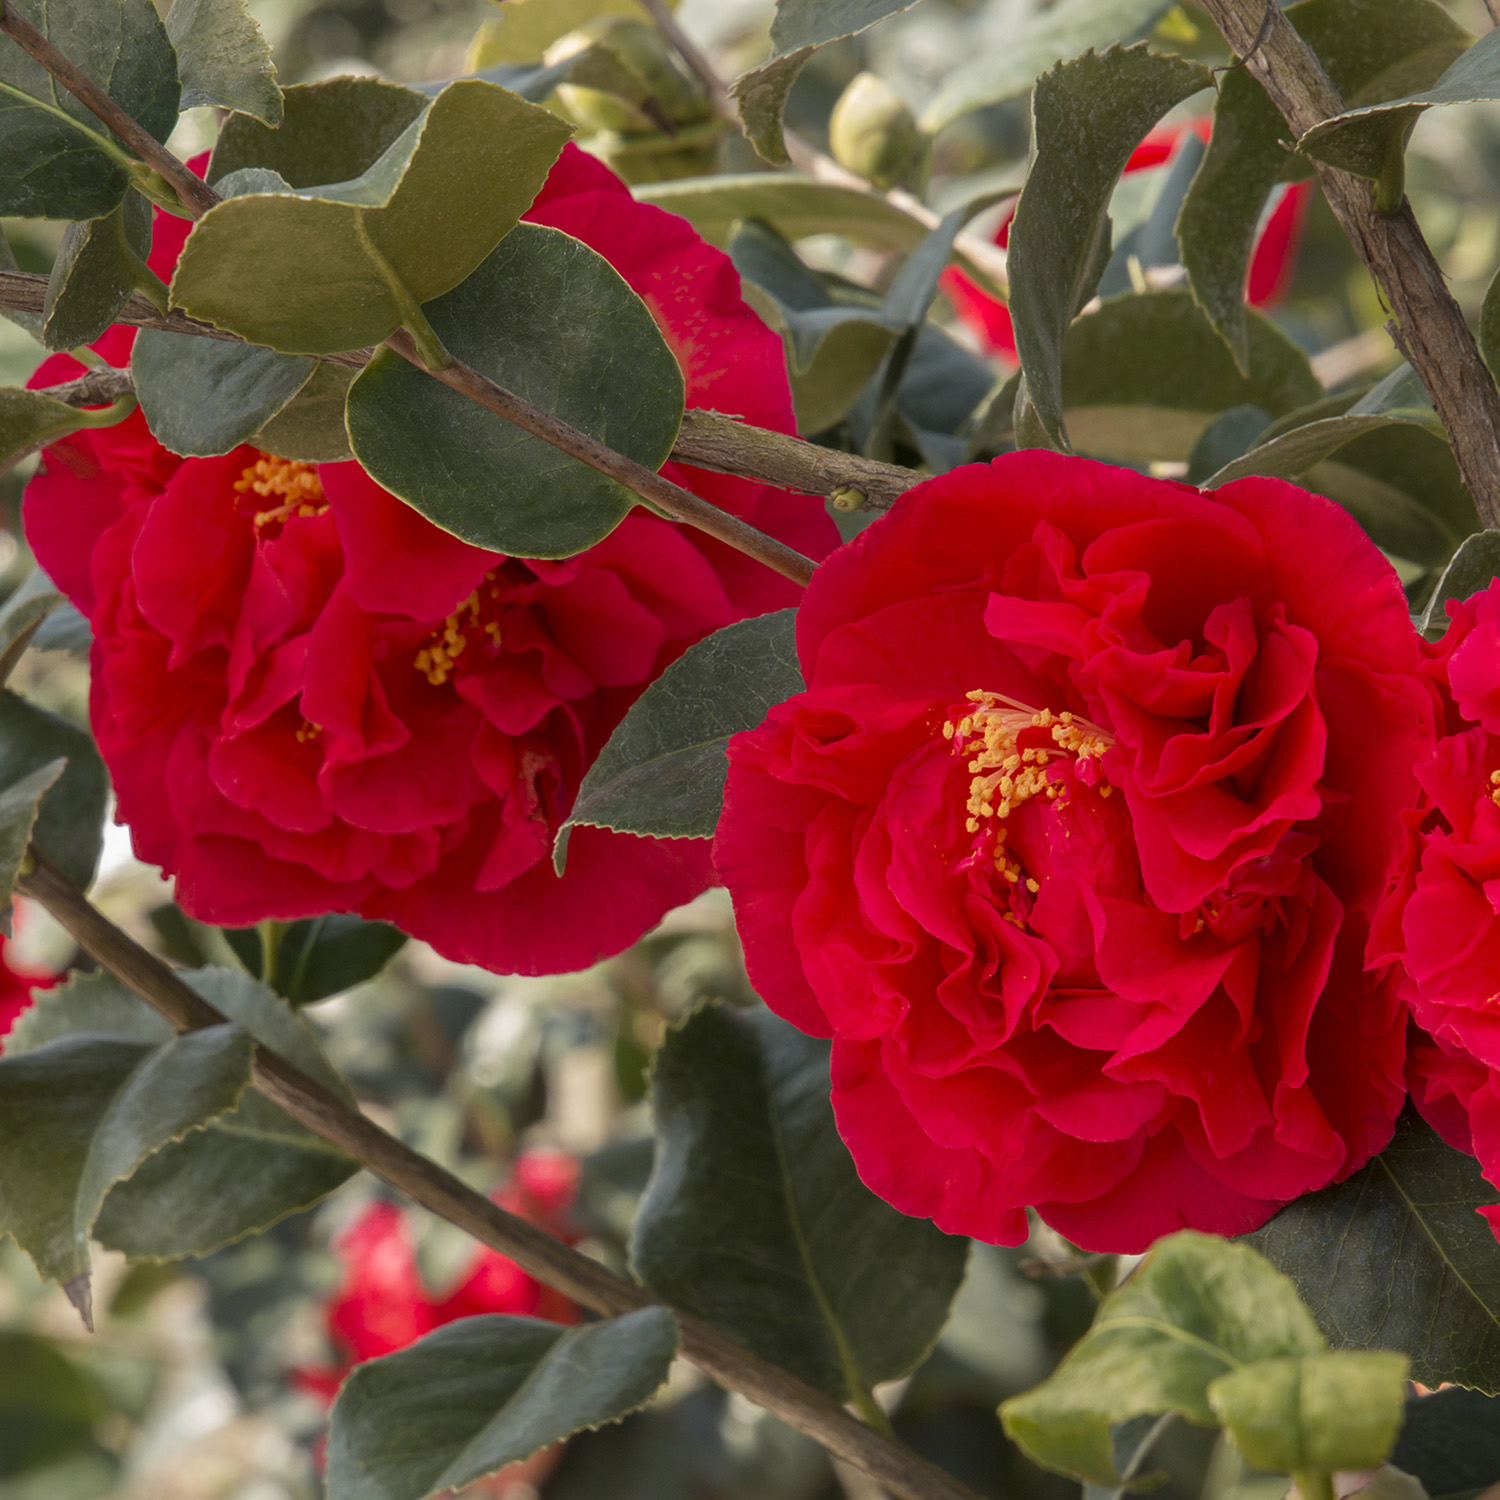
left=209, top=77, right=426, bottom=188
left=1390, top=1387, right=1500, bottom=1499
left=1060, top=288, right=1321, bottom=462
left=346, top=223, right=683, bottom=558
left=1421, top=531, right=1500, bottom=634
left=41, top=192, right=153, bottom=352
left=10, top=967, right=358, bottom=1261
left=0, top=0, right=179, bottom=219
left=920, top=0, right=1173, bottom=132
left=730, top=0, right=923, bottom=164
left=0, top=1332, right=106, bottom=1478
left=132, top=332, right=314, bottom=457
left=0, top=760, right=64, bottom=930
left=1300, top=27, right=1500, bottom=178
left=173, top=80, right=574, bottom=354
left=1008, top=46, right=1211, bottom=450
left=1245, top=1109, right=1500, bottom=1392
left=0, top=690, right=107, bottom=896
left=0, top=1024, right=252, bottom=1310
left=1001, top=1231, right=1325, bottom=1485
left=1207, top=1351, right=1408, bottom=1475
left=1180, top=0, right=1471, bottom=367
left=0, top=388, right=92, bottom=474
left=223, top=915, right=407, bottom=1005
left=0, top=572, right=64, bottom=688
left=555, top=611, right=802, bottom=873
left=1482, top=263, right=1500, bottom=378
left=251, top=361, right=355, bottom=462
left=327, top=1309, right=678, bottom=1500
left=633, top=1003, right=968, bottom=1402
left=165, top=0, right=281, bottom=123
left=639, top=173, right=1008, bottom=289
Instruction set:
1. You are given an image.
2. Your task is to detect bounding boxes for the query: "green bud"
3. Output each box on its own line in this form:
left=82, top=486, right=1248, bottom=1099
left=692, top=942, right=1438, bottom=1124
left=546, top=17, right=712, bottom=138
left=829, top=72, right=923, bottom=191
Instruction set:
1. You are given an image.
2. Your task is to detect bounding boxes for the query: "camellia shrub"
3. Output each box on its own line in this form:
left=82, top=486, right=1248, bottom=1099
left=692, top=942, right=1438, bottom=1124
left=5, top=0, right=1500, bottom=1497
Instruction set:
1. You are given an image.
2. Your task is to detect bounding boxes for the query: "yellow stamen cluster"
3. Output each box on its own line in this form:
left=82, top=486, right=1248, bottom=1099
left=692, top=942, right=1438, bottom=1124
left=942, top=690, right=1112, bottom=884
left=1490, top=769, right=1500, bottom=808
left=294, top=720, right=322, bottom=744
left=234, top=456, right=326, bottom=531
left=414, top=577, right=505, bottom=687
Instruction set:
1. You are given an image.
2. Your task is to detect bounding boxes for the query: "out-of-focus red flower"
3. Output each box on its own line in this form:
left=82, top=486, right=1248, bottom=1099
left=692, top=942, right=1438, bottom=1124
left=0, top=905, right=55, bottom=1052
left=716, top=451, right=1433, bottom=1253
left=940, top=121, right=1313, bottom=362
left=296, top=1147, right=582, bottom=1399
left=1370, top=580, right=1500, bottom=1237
left=24, top=147, right=838, bottom=976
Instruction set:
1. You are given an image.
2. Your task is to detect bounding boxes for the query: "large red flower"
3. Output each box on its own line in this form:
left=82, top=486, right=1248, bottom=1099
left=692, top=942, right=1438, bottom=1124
left=716, top=451, right=1433, bottom=1252
left=25, top=146, right=836, bottom=975
left=1370, top=580, right=1500, bottom=1234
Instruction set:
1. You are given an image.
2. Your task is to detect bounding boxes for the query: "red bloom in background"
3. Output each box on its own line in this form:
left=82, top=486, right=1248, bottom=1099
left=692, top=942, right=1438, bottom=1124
left=25, top=146, right=837, bottom=976
left=941, top=122, right=1312, bottom=361
left=716, top=452, right=1433, bottom=1252
left=0, top=915, right=52, bottom=1050
left=1371, top=581, right=1500, bottom=1235
left=297, top=1148, right=581, bottom=1398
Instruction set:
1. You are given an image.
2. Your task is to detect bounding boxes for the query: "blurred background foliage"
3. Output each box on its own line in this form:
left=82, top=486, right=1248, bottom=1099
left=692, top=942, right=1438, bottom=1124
left=6, top=0, right=1500, bottom=1494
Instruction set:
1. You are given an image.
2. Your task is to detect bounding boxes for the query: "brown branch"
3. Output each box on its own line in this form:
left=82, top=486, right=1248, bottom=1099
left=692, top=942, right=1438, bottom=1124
left=15, top=850, right=983, bottom=1500
left=0, top=3, right=219, bottom=219
left=7, top=271, right=920, bottom=519
left=633, top=0, right=733, bottom=120
left=35, top=365, right=135, bottom=408
left=1194, top=0, right=1500, bottom=529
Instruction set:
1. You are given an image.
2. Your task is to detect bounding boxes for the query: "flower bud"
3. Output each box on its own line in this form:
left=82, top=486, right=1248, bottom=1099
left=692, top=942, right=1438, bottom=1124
left=829, top=72, right=923, bottom=190
left=546, top=17, right=711, bottom=138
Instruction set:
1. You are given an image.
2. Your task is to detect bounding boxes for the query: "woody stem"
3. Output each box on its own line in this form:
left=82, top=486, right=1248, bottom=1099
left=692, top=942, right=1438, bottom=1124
left=15, top=850, right=982, bottom=1500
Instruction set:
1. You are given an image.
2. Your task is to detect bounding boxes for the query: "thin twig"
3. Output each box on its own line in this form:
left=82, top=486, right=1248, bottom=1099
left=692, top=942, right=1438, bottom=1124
left=633, top=0, right=733, bottom=119
left=0, top=2, right=218, bottom=219
left=1195, top=0, right=1500, bottom=528
left=15, top=851, right=983, bottom=1500
left=6, top=272, right=925, bottom=516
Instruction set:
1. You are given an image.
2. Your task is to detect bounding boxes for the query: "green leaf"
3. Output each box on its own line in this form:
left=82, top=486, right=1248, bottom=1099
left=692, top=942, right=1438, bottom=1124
left=0, top=388, right=92, bottom=474
left=223, top=915, right=407, bottom=1005
left=165, top=0, right=281, bottom=124
left=1300, top=27, right=1500, bottom=178
left=209, top=76, right=426, bottom=188
left=0, top=690, right=107, bottom=896
left=41, top=192, right=154, bottom=352
left=632, top=1003, right=969, bottom=1403
left=1391, top=1386, right=1500, bottom=1499
left=919, top=0, right=1174, bottom=132
left=1482, top=262, right=1500, bottom=379
left=0, top=1332, right=106, bottom=1478
left=0, top=572, right=64, bottom=687
left=468, top=0, right=664, bottom=65
left=252, top=361, right=355, bottom=462
left=0, top=760, right=65, bottom=930
left=1008, top=45, right=1212, bottom=450
left=10, top=967, right=359, bottom=1261
left=730, top=0, right=924, bottom=164
left=638, top=174, right=1010, bottom=289
left=1206, top=1351, right=1409, bottom=1475
left=0, top=1024, right=253, bottom=1306
left=555, top=611, right=802, bottom=873
left=1180, top=0, right=1471, bottom=367
left=1244, top=1109, right=1500, bottom=1392
left=173, top=80, right=574, bottom=354
left=1421, top=531, right=1500, bottom=634
left=0, top=0, right=180, bottom=220
left=346, top=223, right=684, bottom=558
left=0, top=228, right=44, bottom=339
left=326, top=1309, right=678, bottom=1500
left=1060, top=288, right=1321, bottom=462
left=132, top=333, right=315, bottom=457
left=1001, top=1231, right=1326, bottom=1486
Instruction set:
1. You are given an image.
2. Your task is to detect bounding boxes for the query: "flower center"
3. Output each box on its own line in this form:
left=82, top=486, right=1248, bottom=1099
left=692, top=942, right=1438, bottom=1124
left=943, top=689, right=1113, bottom=888
left=234, top=455, right=326, bottom=534
left=414, top=573, right=505, bottom=687
left=1490, top=769, right=1500, bottom=809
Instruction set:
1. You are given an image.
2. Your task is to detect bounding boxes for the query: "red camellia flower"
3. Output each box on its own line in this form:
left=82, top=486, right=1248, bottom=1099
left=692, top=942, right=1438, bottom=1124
left=716, top=451, right=1433, bottom=1252
left=24, top=146, right=836, bottom=975
left=941, top=121, right=1312, bottom=362
left=0, top=916, right=52, bottom=1052
left=1370, top=580, right=1500, bottom=1235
